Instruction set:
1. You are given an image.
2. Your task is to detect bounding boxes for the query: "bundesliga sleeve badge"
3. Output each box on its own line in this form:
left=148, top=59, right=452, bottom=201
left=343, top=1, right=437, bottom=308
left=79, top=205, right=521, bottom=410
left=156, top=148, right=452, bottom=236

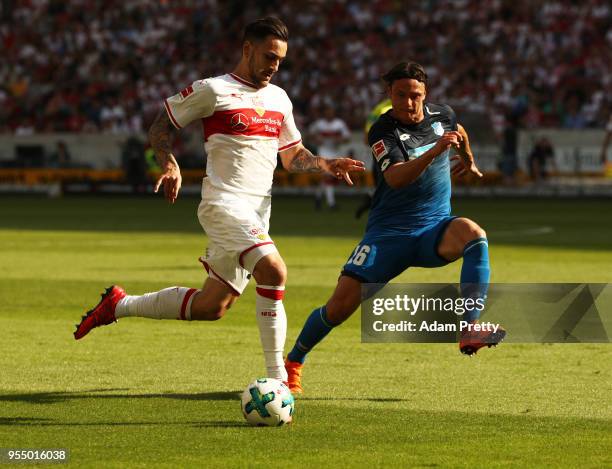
left=372, top=139, right=388, bottom=161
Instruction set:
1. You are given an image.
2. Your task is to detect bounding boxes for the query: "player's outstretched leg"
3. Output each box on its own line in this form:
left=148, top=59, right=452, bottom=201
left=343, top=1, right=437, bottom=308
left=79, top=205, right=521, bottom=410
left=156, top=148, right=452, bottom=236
left=74, top=285, right=126, bottom=340
left=285, top=276, right=361, bottom=394
left=74, top=278, right=237, bottom=340
left=74, top=285, right=198, bottom=339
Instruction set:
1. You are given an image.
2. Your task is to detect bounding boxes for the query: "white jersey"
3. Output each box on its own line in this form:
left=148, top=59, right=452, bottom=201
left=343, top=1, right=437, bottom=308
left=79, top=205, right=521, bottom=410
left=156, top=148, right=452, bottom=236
left=309, top=117, right=350, bottom=158
left=164, top=73, right=302, bottom=197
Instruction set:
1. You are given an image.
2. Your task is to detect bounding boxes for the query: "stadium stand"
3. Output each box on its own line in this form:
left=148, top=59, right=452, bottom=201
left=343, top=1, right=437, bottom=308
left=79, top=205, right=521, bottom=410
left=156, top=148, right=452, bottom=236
left=0, top=1, right=610, bottom=194
left=1, top=0, right=610, bottom=134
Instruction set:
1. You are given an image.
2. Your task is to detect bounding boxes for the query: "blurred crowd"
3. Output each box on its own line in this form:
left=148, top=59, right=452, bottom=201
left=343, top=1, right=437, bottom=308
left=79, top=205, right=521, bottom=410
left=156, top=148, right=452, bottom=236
left=1, top=0, right=610, bottom=136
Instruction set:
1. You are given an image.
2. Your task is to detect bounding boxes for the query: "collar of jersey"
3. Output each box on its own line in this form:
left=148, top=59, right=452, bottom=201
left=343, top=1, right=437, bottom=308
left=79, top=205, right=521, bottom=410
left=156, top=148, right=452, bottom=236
left=229, top=73, right=259, bottom=90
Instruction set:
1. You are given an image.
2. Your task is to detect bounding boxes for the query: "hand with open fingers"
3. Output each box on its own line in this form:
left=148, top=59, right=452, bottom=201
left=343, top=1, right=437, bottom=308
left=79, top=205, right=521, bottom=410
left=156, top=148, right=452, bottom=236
left=154, top=166, right=182, bottom=203
left=450, top=155, right=483, bottom=178
left=432, top=131, right=463, bottom=157
left=324, top=157, right=366, bottom=185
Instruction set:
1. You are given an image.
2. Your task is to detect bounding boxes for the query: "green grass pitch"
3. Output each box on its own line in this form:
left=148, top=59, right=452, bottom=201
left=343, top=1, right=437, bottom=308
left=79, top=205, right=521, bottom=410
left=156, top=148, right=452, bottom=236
left=0, top=195, right=610, bottom=468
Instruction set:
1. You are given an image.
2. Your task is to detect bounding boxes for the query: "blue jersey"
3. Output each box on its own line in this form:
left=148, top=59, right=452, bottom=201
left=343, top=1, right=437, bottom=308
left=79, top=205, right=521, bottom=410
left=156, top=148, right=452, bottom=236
left=366, top=103, right=457, bottom=234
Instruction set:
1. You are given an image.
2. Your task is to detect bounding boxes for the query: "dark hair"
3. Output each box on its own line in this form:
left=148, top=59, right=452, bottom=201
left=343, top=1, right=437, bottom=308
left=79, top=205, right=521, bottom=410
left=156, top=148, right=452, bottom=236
left=243, top=17, right=288, bottom=44
left=382, top=62, right=428, bottom=87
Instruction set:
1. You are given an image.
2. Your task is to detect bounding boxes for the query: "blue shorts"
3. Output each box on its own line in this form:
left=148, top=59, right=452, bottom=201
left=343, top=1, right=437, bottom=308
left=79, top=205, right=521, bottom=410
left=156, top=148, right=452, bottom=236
left=341, top=216, right=457, bottom=284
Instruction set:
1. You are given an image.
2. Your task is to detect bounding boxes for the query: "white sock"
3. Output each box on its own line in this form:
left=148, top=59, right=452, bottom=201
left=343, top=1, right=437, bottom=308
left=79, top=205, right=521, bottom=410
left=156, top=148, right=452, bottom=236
left=115, top=287, right=198, bottom=320
left=325, top=185, right=335, bottom=207
left=255, top=285, right=287, bottom=381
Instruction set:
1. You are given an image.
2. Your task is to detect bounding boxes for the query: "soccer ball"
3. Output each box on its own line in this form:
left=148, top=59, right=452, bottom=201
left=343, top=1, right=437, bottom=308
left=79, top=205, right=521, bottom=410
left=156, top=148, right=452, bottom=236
left=241, top=378, right=294, bottom=426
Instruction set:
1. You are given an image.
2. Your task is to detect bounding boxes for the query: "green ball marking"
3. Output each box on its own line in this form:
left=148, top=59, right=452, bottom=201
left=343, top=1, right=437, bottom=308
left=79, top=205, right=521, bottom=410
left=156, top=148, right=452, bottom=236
left=281, top=394, right=295, bottom=416
left=244, top=387, right=275, bottom=417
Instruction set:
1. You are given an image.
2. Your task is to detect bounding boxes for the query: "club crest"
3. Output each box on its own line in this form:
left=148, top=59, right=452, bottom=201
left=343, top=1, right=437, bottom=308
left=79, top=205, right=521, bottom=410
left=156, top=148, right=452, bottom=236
left=252, top=97, right=266, bottom=117
left=431, top=121, right=444, bottom=136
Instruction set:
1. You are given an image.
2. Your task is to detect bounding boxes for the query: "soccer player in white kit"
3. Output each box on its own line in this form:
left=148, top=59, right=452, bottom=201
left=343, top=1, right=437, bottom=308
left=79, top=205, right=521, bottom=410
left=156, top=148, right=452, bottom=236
left=309, top=106, right=351, bottom=209
left=74, top=17, right=365, bottom=382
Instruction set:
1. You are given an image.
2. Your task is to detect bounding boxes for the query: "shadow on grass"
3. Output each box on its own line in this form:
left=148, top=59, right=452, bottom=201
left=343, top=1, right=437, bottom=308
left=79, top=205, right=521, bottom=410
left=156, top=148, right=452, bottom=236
left=0, top=417, right=54, bottom=425
left=0, top=418, right=247, bottom=428
left=0, top=389, right=407, bottom=405
left=298, top=397, right=408, bottom=402
left=0, top=389, right=242, bottom=404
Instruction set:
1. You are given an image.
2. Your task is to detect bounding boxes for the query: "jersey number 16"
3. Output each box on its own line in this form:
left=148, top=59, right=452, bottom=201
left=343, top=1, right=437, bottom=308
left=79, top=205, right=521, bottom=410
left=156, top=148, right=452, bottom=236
left=347, top=244, right=375, bottom=266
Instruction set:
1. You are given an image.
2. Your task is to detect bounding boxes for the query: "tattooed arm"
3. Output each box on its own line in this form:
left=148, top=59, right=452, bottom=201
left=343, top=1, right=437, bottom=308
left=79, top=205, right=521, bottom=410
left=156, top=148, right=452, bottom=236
left=148, top=110, right=182, bottom=203
left=279, top=145, right=323, bottom=172
left=279, top=143, right=365, bottom=185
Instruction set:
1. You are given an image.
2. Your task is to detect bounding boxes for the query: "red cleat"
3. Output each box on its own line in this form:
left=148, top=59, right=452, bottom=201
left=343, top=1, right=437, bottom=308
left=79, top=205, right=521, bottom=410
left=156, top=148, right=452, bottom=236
left=284, top=359, right=304, bottom=395
left=74, top=286, right=126, bottom=340
left=459, top=322, right=506, bottom=356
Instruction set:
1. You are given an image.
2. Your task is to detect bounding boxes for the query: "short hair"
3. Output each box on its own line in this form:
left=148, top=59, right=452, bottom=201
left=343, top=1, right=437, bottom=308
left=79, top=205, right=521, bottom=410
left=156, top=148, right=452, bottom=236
left=382, top=62, right=428, bottom=87
left=242, top=17, right=288, bottom=44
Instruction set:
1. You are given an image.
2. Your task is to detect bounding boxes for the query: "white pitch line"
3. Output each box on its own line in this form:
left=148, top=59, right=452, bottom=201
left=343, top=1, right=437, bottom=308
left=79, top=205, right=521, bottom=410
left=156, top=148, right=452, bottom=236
left=491, top=226, right=555, bottom=236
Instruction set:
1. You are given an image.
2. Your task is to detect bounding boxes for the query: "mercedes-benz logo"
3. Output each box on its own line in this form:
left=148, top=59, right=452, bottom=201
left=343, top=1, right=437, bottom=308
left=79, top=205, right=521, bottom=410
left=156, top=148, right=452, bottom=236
left=230, top=113, right=249, bottom=131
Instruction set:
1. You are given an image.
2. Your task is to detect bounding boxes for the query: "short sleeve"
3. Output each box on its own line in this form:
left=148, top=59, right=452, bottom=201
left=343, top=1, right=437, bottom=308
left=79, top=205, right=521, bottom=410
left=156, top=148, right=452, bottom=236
left=278, top=104, right=302, bottom=152
left=367, top=122, right=404, bottom=172
left=164, top=79, right=217, bottom=129
left=442, top=104, right=458, bottom=131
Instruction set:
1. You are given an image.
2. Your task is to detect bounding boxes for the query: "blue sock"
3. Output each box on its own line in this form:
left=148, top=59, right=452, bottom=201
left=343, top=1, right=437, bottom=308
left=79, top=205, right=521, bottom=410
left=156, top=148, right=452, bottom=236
left=460, top=237, right=490, bottom=323
left=287, top=306, right=337, bottom=364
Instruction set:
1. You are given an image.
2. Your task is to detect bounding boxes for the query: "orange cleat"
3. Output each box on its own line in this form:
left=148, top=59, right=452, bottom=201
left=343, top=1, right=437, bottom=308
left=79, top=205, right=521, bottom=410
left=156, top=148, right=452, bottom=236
left=74, top=286, right=126, bottom=340
left=459, top=322, right=506, bottom=356
left=284, top=359, right=304, bottom=395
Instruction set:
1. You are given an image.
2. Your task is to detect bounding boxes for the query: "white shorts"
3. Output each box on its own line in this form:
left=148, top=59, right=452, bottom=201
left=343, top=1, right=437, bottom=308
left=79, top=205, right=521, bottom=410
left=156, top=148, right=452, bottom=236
left=197, top=182, right=278, bottom=295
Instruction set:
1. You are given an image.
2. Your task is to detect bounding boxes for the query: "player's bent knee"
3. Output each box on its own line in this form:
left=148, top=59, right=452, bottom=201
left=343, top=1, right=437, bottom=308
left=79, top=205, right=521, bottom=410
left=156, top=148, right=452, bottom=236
left=457, top=218, right=486, bottom=243
left=270, top=263, right=287, bottom=285
left=253, top=254, right=287, bottom=285
left=467, top=223, right=486, bottom=241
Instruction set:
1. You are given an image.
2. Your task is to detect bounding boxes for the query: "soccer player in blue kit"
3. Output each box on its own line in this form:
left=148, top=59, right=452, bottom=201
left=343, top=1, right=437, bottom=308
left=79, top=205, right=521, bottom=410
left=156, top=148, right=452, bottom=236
left=285, top=62, right=506, bottom=394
